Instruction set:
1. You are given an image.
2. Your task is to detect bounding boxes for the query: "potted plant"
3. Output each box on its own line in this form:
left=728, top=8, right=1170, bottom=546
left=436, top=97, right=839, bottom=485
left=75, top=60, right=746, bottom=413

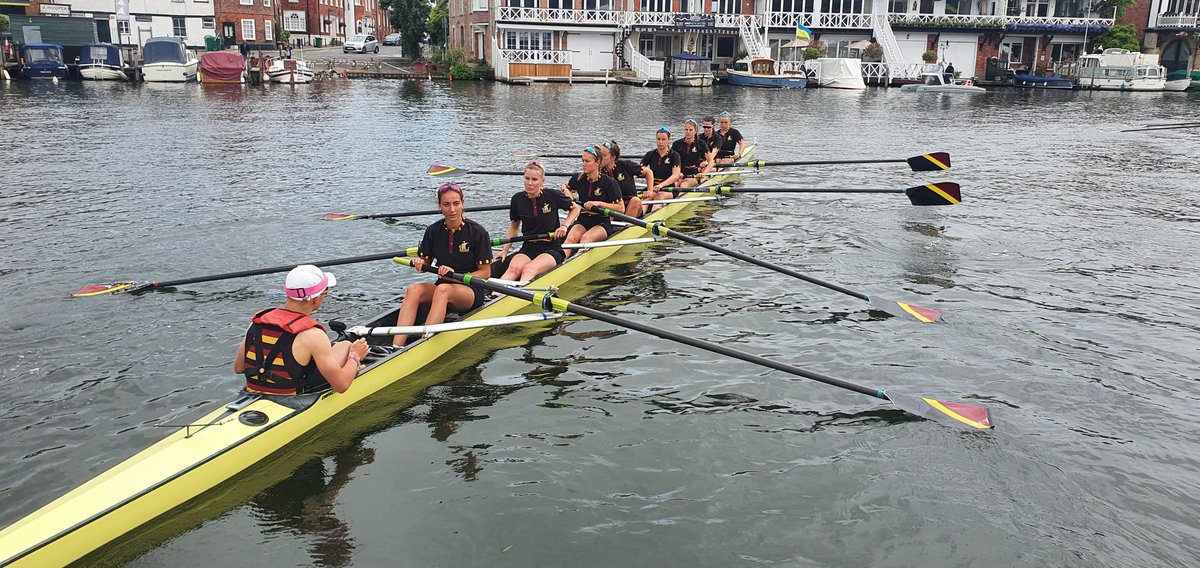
left=922, top=50, right=938, bottom=63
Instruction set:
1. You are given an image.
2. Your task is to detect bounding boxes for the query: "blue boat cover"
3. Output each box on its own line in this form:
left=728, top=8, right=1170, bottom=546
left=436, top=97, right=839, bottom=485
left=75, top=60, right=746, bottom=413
left=143, top=37, right=186, bottom=65
left=672, top=52, right=711, bottom=61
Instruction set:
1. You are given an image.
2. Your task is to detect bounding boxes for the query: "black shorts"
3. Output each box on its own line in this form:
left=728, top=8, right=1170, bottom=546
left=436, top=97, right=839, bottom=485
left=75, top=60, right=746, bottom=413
left=577, top=215, right=617, bottom=238
left=514, top=241, right=566, bottom=265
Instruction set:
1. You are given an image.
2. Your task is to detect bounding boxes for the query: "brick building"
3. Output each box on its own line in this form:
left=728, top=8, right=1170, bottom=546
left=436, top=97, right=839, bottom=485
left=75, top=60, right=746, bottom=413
left=213, top=0, right=276, bottom=49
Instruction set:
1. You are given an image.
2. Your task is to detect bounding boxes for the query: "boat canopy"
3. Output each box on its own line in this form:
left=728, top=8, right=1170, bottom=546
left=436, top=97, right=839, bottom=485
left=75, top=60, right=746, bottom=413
left=80, top=44, right=121, bottom=67
left=20, top=44, right=64, bottom=64
left=671, top=52, right=710, bottom=61
left=199, top=51, right=246, bottom=81
left=143, top=37, right=186, bottom=65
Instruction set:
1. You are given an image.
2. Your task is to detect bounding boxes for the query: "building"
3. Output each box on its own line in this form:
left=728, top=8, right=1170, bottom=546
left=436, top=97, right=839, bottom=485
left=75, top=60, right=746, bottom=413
left=212, top=0, right=276, bottom=49
left=1140, top=0, right=1198, bottom=76
left=18, top=0, right=218, bottom=49
left=449, top=0, right=1120, bottom=83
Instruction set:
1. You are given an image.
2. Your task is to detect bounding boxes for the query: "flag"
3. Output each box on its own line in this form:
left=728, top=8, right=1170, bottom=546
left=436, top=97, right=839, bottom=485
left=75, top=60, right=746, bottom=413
left=795, top=24, right=813, bottom=40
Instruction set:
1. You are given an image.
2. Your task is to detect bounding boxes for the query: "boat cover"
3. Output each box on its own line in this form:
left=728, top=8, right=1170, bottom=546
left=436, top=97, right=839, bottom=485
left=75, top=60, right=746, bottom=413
left=81, top=44, right=121, bottom=66
left=671, top=52, right=710, bottom=61
left=20, top=44, right=63, bottom=64
left=143, top=38, right=185, bottom=65
left=200, top=51, right=245, bottom=81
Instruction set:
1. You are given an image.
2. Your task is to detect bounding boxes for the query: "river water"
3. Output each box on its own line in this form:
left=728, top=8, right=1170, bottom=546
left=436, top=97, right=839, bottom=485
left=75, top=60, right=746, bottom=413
left=1, top=79, right=1199, bottom=567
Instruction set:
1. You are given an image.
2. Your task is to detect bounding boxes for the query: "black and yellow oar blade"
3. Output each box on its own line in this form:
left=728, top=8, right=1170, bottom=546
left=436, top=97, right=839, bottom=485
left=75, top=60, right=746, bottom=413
left=905, top=182, right=961, bottom=206
left=322, top=213, right=358, bottom=221
left=72, top=281, right=137, bottom=297
left=907, top=152, right=951, bottom=172
left=868, top=296, right=942, bottom=323
left=885, top=390, right=992, bottom=429
left=427, top=164, right=458, bottom=176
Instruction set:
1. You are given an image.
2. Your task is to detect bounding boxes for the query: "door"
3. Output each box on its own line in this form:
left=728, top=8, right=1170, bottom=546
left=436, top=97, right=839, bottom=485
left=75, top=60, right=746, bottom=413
left=570, top=33, right=613, bottom=71
left=222, top=23, right=236, bottom=47
left=96, top=20, right=112, bottom=43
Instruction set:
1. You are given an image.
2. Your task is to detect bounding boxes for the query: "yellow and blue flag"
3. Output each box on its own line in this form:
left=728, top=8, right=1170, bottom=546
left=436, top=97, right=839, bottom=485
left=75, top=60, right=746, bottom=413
left=795, top=24, right=813, bottom=40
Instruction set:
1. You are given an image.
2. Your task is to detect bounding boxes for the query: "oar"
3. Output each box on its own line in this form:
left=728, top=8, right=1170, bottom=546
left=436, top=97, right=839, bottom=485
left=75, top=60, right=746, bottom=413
left=394, top=258, right=991, bottom=430
left=427, top=164, right=572, bottom=177
left=592, top=205, right=942, bottom=323
left=323, top=203, right=509, bottom=221
left=73, top=234, right=554, bottom=297
left=513, top=151, right=575, bottom=159
left=712, top=152, right=951, bottom=172
left=694, top=182, right=961, bottom=206
left=1120, top=123, right=1200, bottom=133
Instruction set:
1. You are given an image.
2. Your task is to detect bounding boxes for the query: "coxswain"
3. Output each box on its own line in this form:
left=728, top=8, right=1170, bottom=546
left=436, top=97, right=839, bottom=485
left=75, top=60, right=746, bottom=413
left=699, top=116, right=725, bottom=162
left=235, top=265, right=369, bottom=395
left=670, top=119, right=712, bottom=189
left=497, top=161, right=580, bottom=281
left=393, top=183, right=493, bottom=347
left=562, top=146, right=624, bottom=253
left=714, top=111, right=746, bottom=164
left=597, top=139, right=646, bottom=218
left=639, top=126, right=682, bottom=213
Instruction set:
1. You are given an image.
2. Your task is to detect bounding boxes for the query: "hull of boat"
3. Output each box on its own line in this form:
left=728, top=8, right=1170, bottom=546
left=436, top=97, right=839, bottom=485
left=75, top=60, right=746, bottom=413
left=899, top=84, right=986, bottom=94
left=1164, top=78, right=1191, bottom=92
left=0, top=148, right=756, bottom=567
left=1013, top=76, right=1074, bottom=89
left=142, top=62, right=199, bottom=82
left=80, top=65, right=126, bottom=80
left=671, top=73, right=713, bottom=87
left=268, top=69, right=315, bottom=83
left=726, top=71, right=806, bottom=88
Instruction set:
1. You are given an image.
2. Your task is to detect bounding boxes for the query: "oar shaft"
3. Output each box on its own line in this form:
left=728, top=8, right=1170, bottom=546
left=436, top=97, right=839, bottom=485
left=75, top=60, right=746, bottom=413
left=717, top=187, right=905, bottom=194
left=358, top=204, right=509, bottom=219
left=152, top=251, right=412, bottom=288
left=714, top=158, right=905, bottom=169
left=596, top=207, right=869, bottom=302
left=399, top=260, right=882, bottom=399
left=472, top=170, right=573, bottom=177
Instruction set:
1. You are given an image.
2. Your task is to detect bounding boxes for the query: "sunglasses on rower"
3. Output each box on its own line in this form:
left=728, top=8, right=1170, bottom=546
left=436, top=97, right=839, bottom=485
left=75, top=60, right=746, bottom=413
left=437, top=182, right=463, bottom=195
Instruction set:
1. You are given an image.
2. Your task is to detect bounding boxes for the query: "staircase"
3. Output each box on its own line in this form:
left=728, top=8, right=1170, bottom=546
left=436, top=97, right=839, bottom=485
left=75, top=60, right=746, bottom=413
left=871, top=3, right=908, bottom=78
left=625, top=39, right=664, bottom=84
left=737, top=15, right=770, bottom=60
left=614, top=26, right=633, bottom=70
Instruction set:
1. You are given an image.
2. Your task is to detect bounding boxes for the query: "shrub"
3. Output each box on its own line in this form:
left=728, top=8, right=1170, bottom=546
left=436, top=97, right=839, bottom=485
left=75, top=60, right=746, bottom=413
left=450, top=62, right=476, bottom=80
left=922, top=50, right=938, bottom=63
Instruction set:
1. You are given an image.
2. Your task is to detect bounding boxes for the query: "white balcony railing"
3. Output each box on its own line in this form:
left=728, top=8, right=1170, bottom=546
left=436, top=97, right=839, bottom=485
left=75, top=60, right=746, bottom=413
left=626, top=39, right=664, bottom=82
left=496, top=7, right=621, bottom=25
left=501, top=49, right=573, bottom=65
left=764, top=11, right=875, bottom=29
left=1157, top=14, right=1199, bottom=28
left=763, top=11, right=1114, bottom=30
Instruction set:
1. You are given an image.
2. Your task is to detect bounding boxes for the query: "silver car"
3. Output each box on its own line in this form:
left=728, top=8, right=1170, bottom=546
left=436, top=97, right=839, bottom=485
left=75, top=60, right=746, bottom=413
left=343, top=35, right=379, bottom=54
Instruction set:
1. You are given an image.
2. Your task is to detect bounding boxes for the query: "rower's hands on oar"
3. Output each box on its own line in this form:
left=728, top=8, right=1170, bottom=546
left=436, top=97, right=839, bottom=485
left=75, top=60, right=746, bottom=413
left=347, top=338, right=369, bottom=368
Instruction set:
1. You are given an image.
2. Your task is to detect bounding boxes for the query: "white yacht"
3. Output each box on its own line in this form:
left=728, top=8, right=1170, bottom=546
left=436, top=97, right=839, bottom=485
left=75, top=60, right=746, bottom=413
left=1076, top=48, right=1166, bottom=91
left=899, top=70, right=986, bottom=94
left=141, top=37, right=198, bottom=82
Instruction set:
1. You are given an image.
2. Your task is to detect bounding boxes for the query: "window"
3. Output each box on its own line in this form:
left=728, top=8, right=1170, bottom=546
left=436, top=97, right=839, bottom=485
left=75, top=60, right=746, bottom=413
left=264, top=0, right=271, bottom=5
left=770, top=0, right=815, bottom=11
left=265, top=19, right=274, bottom=40
left=548, top=0, right=573, bottom=7
left=117, top=20, right=130, bottom=35
left=820, top=0, right=863, bottom=13
left=474, top=0, right=486, bottom=10
left=240, top=0, right=252, bottom=4
left=202, top=17, right=215, bottom=29
left=242, top=19, right=256, bottom=41
left=694, top=35, right=713, bottom=58
left=889, top=0, right=906, bottom=12
left=680, top=0, right=702, bottom=12
left=1000, top=41, right=1023, bottom=63
left=504, top=31, right=553, bottom=50
left=714, top=0, right=740, bottom=12
left=641, top=0, right=671, bottom=11
left=1025, top=0, right=1048, bottom=16
left=172, top=17, right=186, bottom=37
left=639, top=35, right=654, bottom=55
left=716, top=36, right=735, bottom=58
left=285, top=12, right=305, bottom=31
left=583, top=0, right=611, bottom=8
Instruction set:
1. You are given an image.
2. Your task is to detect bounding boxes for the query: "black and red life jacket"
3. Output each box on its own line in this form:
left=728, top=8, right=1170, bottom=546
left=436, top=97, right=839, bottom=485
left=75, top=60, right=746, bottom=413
left=242, top=308, right=327, bottom=395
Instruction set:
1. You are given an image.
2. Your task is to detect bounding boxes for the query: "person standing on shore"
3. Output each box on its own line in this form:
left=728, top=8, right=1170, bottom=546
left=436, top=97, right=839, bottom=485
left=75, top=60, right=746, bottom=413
left=235, top=265, right=368, bottom=395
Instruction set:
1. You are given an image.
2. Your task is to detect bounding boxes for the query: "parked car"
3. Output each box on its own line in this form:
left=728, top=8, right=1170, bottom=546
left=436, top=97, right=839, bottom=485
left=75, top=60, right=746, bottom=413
left=383, top=33, right=402, bottom=46
left=343, top=35, right=379, bottom=54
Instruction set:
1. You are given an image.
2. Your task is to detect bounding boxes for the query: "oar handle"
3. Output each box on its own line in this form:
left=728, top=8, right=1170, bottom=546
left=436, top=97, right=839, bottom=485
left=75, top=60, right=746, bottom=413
left=393, top=257, right=882, bottom=399
left=592, top=206, right=869, bottom=302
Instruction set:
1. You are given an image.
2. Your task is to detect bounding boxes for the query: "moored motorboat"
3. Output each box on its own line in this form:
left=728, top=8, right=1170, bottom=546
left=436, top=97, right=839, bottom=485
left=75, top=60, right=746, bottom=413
left=1013, top=73, right=1075, bottom=89
left=0, top=147, right=756, bottom=567
left=141, top=37, right=199, bottom=83
left=807, top=57, right=866, bottom=90
left=267, top=58, right=315, bottom=84
left=199, top=51, right=246, bottom=84
left=18, top=44, right=68, bottom=80
left=899, top=71, right=986, bottom=94
left=1075, top=48, right=1166, bottom=91
left=668, top=53, right=714, bottom=87
left=726, top=57, right=806, bottom=88
left=79, top=44, right=126, bottom=80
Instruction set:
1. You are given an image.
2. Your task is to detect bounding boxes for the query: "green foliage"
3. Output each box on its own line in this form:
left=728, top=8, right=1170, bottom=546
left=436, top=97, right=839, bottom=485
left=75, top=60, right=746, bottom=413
left=474, top=59, right=494, bottom=80
left=450, top=62, right=475, bottom=80
left=803, top=46, right=821, bottom=60
left=863, top=42, right=883, bottom=62
left=274, top=20, right=291, bottom=44
left=382, top=0, right=430, bottom=60
left=0, top=14, right=9, bottom=33
left=428, top=0, right=448, bottom=49
left=922, top=50, right=938, bottom=63
left=1095, top=0, right=1137, bottom=19
left=1094, top=24, right=1141, bottom=52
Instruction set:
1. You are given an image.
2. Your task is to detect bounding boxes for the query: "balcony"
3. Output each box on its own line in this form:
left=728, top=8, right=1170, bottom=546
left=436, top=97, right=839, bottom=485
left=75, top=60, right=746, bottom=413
left=763, top=11, right=875, bottom=29
left=494, top=7, right=758, bottom=30
left=1156, top=14, right=1199, bottom=28
left=763, top=11, right=1114, bottom=32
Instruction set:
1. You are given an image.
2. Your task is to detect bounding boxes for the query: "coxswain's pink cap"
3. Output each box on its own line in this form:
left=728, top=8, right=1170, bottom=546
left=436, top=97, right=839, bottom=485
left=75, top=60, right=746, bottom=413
left=284, top=265, right=337, bottom=300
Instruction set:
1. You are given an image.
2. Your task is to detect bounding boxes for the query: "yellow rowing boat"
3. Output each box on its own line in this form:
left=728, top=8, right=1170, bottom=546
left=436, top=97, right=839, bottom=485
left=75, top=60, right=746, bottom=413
left=0, top=148, right=755, bottom=567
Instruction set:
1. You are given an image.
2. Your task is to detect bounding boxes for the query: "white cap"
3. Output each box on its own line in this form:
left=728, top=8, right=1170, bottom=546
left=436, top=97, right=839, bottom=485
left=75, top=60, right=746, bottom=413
left=284, top=265, right=337, bottom=301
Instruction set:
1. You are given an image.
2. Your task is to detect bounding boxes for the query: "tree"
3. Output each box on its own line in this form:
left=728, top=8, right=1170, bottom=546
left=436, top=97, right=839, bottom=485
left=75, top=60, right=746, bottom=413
left=0, top=14, right=10, bottom=33
left=274, top=20, right=291, bottom=45
left=1094, top=24, right=1141, bottom=52
left=382, top=0, right=430, bottom=60
left=428, top=0, right=448, bottom=49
